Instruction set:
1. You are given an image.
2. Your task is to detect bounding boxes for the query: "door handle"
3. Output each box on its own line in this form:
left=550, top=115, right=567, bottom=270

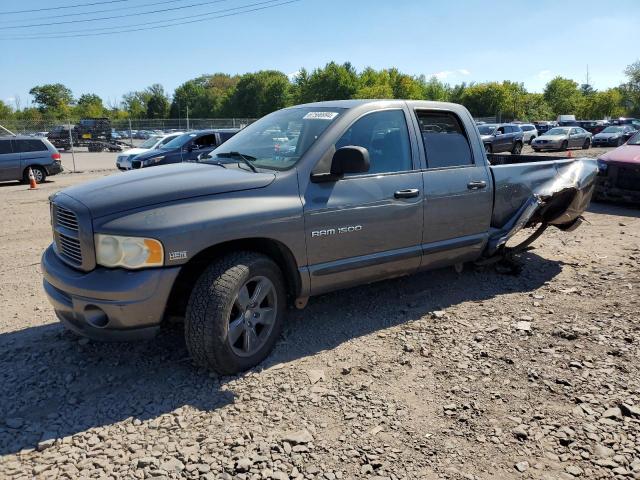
left=467, top=181, right=487, bottom=190
left=394, top=188, right=420, bottom=199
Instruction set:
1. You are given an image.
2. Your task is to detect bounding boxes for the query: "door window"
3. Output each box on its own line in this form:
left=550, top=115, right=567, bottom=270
left=0, top=140, right=13, bottom=154
left=16, top=139, right=48, bottom=152
left=416, top=110, right=473, bottom=168
left=335, top=110, right=412, bottom=175
left=194, top=134, right=217, bottom=149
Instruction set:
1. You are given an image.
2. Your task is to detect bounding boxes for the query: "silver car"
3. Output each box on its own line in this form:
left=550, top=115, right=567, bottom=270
left=531, top=126, right=591, bottom=152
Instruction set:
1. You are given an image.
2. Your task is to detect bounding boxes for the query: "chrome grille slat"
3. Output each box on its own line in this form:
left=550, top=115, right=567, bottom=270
left=54, top=205, right=79, bottom=231
left=53, top=204, right=83, bottom=266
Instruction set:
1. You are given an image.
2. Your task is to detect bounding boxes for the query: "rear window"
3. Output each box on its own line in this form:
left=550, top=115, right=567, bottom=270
left=16, top=139, right=48, bottom=153
left=416, top=110, right=473, bottom=168
left=521, top=125, right=534, bottom=131
left=0, top=140, right=13, bottom=154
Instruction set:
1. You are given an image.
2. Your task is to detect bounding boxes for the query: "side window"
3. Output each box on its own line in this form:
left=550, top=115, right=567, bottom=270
left=0, top=140, right=13, bottom=154
left=497, top=126, right=506, bottom=134
left=195, top=134, right=217, bottom=148
left=160, top=136, right=175, bottom=146
left=571, top=128, right=580, bottom=135
left=336, top=110, right=412, bottom=175
left=416, top=110, right=473, bottom=169
left=16, top=139, right=48, bottom=152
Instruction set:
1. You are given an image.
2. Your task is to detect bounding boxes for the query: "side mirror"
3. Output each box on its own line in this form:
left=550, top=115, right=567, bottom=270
left=197, top=152, right=212, bottom=162
left=330, top=146, right=370, bottom=176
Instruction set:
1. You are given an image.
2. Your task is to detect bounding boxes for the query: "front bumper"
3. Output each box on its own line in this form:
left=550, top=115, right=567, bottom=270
left=41, top=244, right=181, bottom=341
left=592, top=138, right=619, bottom=147
left=532, top=141, right=561, bottom=149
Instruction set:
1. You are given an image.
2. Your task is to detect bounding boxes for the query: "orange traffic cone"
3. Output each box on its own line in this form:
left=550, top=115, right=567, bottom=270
left=566, top=149, right=572, bottom=158
left=28, top=168, right=37, bottom=190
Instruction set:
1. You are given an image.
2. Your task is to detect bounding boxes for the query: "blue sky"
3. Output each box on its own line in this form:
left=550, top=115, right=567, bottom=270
left=1, top=0, right=639, bottom=108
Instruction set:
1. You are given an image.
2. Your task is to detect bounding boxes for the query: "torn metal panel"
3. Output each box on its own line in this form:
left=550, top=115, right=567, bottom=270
left=485, top=158, right=598, bottom=256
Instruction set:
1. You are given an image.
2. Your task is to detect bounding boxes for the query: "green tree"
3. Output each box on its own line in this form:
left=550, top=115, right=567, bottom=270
left=170, top=74, right=239, bottom=118
left=543, top=77, right=582, bottom=117
left=145, top=84, right=170, bottom=119
left=0, top=100, right=12, bottom=119
left=422, top=76, right=451, bottom=101
left=75, top=93, right=105, bottom=117
left=28, top=83, right=73, bottom=116
left=224, top=71, right=290, bottom=117
left=295, top=62, right=359, bottom=103
left=621, top=60, right=640, bottom=116
left=521, top=93, right=553, bottom=120
left=461, top=82, right=507, bottom=118
left=122, top=91, right=150, bottom=118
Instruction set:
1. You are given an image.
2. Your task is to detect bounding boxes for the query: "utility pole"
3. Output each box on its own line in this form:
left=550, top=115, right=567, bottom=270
left=186, top=105, right=190, bottom=131
left=586, top=64, right=590, bottom=88
left=67, top=120, right=76, bottom=173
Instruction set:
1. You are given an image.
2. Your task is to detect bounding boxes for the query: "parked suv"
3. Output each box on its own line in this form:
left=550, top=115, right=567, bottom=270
left=0, top=136, right=62, bottom=183
left=478, top=124, right=524, bottom=153
left=130, top=129, right=239, bottom=169
left=518, top=124, right=538, bottom=144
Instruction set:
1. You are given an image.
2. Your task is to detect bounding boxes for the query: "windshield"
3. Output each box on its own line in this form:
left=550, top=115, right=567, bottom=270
left=546, top=127, right=570, bottom=136
left=478, top=125, right=496, bottom=135
left=628, top=132, right=640, bottom=145
left=161, top=132, right=199, bottom=150
left=139, top=135, right=162, bottom=148
left=207, top=107, right=345, bottom=170
left=601, top=126, right=623, bottom=134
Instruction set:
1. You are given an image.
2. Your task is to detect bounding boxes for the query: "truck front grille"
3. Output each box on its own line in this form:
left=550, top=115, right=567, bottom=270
left=52, top=202, right=85, bottom=268
left=616, top=167, right=640, bottom=192
left=57, top=232, right=83, bottom=264
left=54, top=205, right=79, bottom=231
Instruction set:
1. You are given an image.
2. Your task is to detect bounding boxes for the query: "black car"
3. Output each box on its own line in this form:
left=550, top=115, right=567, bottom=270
left=578, top=120, right=608, bottom=135
left=478, top=123, right=524, bottom=154
left=533, top=121, right=557, bottom=135
left=592, top=125, right=638, bottom=147
left=129, top=129, right=239, bottom=170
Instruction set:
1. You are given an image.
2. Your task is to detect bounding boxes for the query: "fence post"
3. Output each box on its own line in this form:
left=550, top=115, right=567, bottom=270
left=67, top=119, right=77, bottom=173
left=128, top=118, right=133, bottom=147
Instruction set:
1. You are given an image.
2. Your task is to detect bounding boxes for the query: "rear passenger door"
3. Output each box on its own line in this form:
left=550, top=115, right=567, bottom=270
left=413, top=109, right=493, bottom=268
left=0, top=139, right=21, bottom=181
left=17, top=139, right=50, bottom=171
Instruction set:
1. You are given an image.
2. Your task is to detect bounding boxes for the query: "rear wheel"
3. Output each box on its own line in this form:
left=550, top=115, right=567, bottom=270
left=185, top=252, right=286, bottom=374
left=560, top=140, right=568, bottom=151
left=511, top=141, right=523, bottom=155
left=533, top=148, right=541, bottom=153
left=582, top=138, right=591, bottom=150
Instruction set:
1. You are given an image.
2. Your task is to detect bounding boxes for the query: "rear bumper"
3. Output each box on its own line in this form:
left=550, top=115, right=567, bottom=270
left=47, top=162, right=63, bottom=175
left=41, top=244, right=181, bottom=341
left=595, top=183, right=640, bottom=203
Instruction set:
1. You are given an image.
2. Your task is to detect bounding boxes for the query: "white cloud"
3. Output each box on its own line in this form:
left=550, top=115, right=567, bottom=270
left=430, top=69, right=471, bottom=80
left=287, top=71, right=301, bottom=81
left=537, top=70, right=553, bottom=80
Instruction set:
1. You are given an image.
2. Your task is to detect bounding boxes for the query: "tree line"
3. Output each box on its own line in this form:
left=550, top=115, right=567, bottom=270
left=2, top=60, right=639, bottom=122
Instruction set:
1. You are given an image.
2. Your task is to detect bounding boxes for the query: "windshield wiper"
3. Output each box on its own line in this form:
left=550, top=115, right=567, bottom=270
left=216, top=151, right=258, bottom=173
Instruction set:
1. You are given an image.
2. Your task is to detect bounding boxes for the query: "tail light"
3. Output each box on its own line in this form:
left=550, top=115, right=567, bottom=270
left=51, top=153, right=61, bottom=161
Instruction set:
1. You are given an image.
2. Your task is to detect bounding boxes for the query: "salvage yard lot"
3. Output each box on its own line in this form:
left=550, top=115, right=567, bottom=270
left=0, top=168, right=639, bottom=479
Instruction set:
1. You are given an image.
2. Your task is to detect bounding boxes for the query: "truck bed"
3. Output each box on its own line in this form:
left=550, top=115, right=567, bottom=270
left=484, top=154, right=598, bottom=255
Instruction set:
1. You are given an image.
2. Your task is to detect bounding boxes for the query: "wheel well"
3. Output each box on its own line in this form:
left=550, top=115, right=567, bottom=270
left=165, top=238, right=302, bottom=319
left=23, top=165, right=46, bottom=177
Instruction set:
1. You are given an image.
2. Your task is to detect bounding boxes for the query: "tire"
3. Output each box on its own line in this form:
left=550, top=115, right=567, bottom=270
left=582, top=139, right=591, bottom=150
left=560, top=140, right=568, bottom=151
left=533, top=148, right=540, bottom=153
left=484, top=143, right=492, bottom=154
left=185, top=252, right=286, bottom=374
left=23, top=166, right=46, bottom=184
left=511, top=141, right=523, bottom=155
left=528, top=136, right=535, bottom=145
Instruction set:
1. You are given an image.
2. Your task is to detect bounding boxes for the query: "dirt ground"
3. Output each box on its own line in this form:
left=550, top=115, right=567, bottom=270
left=0, top=163, right=639, bottom=480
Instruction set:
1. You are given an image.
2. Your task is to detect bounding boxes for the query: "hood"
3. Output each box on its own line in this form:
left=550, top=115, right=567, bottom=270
left=56, top=163, right=276, bottom=218
left=134, top=147, right=179, bottom=161
left=594, top=132, right=621, bottom=139
left=600, top=144, right=640, bottom=164
left=120, top=147, right=149, bottom=156
left=537, top=134, right=566, bottom=141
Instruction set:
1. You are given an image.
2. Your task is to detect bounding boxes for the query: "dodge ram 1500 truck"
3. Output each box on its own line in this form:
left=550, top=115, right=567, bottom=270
left=41, top=100, right=598, bottom=374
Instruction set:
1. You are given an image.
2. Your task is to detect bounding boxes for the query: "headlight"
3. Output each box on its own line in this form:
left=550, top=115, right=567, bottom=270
left=95, top=234, right=164, bottom=269
left=143, top=155, right=165, bottom=166
left=596, top=159, right=608, bottom=176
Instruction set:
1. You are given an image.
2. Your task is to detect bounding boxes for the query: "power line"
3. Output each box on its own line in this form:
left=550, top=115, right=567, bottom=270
left=0, top=0, right=195, bottom=24
left=0, top=0, right=301, bottom=39
left=0, top=0, right=128, bottom=15
left=5, top=0, right=234, bottom=29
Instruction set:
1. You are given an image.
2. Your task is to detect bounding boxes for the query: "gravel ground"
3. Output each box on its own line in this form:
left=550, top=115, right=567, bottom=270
left=0, top=162, right=639, bottom=479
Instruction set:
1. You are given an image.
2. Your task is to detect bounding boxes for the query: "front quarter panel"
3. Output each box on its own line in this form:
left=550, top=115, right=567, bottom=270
left=92, top=172, right=306, bottom=268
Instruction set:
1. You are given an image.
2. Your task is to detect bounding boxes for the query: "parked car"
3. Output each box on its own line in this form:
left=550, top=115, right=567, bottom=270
left=0, top=136, right=62, bottom=183
left=578, top=120, right=608, bottom=135
left=533, top=121, right=557, bottom=136
left=519, top=124, right=538, bottom=144
left=557, top=114, right=576, bottom=125
left=592, top=125, right=637, bottom=147
left=610, top=117, right=639, bottom=127
left=130, top=129, right=239, bottom=169
left=595, top=131, right=640, bottom=203
left=116, top=132, right=184, bottom=170
left=478, top=123, right=524, bottom=153
left=531, top=126, right=591, bottom=151
left=41, top=99, right=597, bottom=374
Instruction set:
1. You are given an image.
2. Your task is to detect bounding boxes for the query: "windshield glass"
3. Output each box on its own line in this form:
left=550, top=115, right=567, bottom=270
left=628, top=132, right=640, bottom=145
left=478, top=125, right=496, bottom=135
left=139, top=136, right=162, bottom=148
left=546, top=127, right=570, bottom=136
left=161, top=132, right=199, bottom=150
left=601, top=126, right=623, bottom=134
left=207, top=107, right=345, bottom=170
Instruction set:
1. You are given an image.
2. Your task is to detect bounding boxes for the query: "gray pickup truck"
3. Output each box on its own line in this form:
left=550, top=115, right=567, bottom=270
left=41, top=100, right=597, bottom=374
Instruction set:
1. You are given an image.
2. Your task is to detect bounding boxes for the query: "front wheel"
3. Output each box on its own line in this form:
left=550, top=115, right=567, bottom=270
left=560, top=140, right=568, bottom=151
left=185, top=252, right=286, bottom=374
left=511, top=142, right=522, bottom=155
left=582, top=139, right=591, bottom=150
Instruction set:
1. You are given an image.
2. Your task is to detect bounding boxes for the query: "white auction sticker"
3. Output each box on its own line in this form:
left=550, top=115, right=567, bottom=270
left=303, top=111, right=339, bottom=120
